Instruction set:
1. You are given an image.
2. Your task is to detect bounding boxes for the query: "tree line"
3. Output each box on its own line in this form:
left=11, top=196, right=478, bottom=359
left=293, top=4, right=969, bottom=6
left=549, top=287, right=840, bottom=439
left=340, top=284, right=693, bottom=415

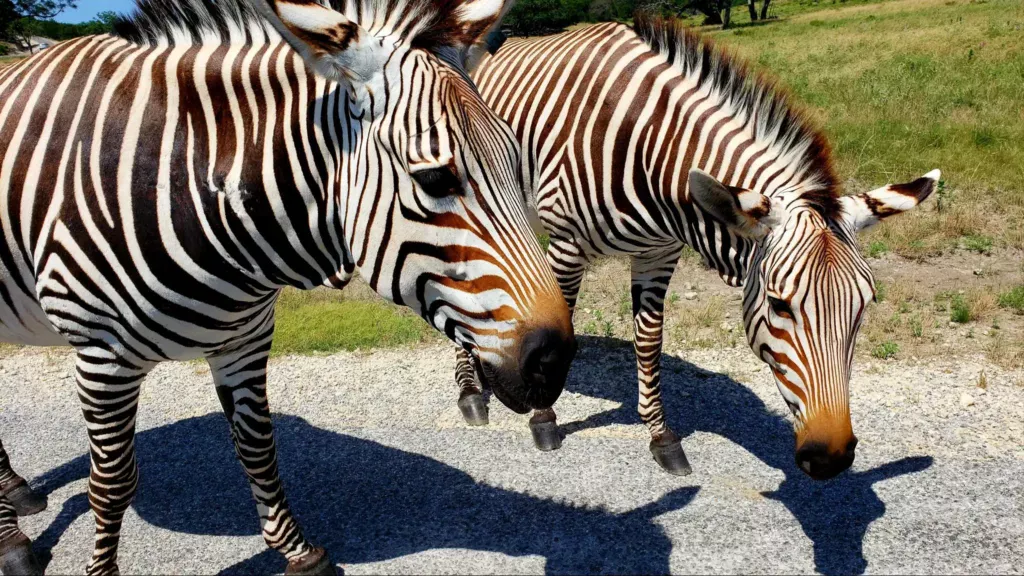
left=501, top=0, right=773, bottom=35
left=1, top=1, right=116, bottom=55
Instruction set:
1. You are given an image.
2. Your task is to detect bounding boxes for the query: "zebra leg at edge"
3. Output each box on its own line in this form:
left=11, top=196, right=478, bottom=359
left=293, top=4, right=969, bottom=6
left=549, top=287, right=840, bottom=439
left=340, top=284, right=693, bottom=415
left=208, top=340, right=334, bottom=576
left=527, top=236, right=588, bottom=452
left=76, top=352, right=153, bottom=575
left=0, top=490, right=42, bottom=575
left=0, top=439, right=47, bottom=516
left=631, top=249, right=692, bottom=476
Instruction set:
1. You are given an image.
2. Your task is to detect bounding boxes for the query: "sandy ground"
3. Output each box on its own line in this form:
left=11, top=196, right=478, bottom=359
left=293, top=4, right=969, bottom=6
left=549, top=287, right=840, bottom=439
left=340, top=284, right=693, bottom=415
left=1, top=339, right=1022, bottom=575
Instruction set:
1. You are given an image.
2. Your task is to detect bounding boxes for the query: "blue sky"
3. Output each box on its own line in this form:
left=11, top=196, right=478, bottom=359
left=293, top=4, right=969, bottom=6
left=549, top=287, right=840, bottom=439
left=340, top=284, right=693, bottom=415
left=56, top=0, right=137, bottom=23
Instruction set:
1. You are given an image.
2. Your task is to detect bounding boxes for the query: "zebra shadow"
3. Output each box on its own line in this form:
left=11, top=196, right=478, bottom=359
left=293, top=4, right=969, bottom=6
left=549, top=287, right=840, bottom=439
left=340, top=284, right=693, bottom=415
left=557, top=335, right=934, bottom=576
left=30, top=412, right=698, bottom=575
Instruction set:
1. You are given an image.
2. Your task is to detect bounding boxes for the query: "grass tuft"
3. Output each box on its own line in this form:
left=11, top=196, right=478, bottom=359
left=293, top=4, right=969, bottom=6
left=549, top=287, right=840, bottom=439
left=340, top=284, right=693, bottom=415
left=998, top=286, right=1024, bottom=314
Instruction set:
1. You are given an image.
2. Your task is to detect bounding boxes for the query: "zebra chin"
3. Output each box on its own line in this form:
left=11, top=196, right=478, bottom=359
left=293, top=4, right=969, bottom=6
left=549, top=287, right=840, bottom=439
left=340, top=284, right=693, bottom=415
left=474, top=326, right=578, bottom=414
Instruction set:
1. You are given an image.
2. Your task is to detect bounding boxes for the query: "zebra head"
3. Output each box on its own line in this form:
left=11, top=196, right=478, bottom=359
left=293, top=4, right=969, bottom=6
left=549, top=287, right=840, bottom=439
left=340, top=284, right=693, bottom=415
left=690, top=168, right=940, bottom=480
left=259, top=0, right=575, bottom=413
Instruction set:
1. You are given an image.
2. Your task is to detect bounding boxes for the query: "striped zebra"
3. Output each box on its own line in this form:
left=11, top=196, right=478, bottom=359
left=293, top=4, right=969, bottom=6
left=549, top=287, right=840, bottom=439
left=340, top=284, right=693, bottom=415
left=0, top=0, right=576, bottom=573
left=458, top=16, right=938, bottom=479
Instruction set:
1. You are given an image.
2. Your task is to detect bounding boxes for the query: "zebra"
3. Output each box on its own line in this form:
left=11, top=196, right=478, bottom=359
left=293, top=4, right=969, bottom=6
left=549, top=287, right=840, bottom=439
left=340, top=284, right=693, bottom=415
left=457, top=15, right=938, bottom=479
left=0, top=0, right=577, bottom=573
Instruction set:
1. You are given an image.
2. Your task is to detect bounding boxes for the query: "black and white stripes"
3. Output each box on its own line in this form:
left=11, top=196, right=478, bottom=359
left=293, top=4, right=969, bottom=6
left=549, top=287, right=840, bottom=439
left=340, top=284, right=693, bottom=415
left=466, top=16, right=937, bottom=479
left=0, top=0, right=574, bottom=572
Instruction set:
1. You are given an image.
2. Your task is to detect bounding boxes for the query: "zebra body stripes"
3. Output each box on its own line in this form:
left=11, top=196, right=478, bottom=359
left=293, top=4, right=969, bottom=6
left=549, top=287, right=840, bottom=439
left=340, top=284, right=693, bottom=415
left=0, top=0, right=575, bottom=573
left=463, top=17, right=938, bottom=478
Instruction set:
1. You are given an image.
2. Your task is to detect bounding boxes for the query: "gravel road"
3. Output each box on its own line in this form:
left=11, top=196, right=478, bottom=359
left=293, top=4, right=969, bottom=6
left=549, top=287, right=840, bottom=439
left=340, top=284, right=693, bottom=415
left=1, top=338, right=1022, bottom=575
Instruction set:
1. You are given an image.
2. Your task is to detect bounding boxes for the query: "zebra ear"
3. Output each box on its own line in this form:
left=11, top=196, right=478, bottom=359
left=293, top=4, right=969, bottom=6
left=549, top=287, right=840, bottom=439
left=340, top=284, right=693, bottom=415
left=839, top=170, right=941, bottom=232
left=454, top=0, right=514, bottom=46
left=688, top=169, right=777, bottom=240
left=257, top=0, right=388, bottom=85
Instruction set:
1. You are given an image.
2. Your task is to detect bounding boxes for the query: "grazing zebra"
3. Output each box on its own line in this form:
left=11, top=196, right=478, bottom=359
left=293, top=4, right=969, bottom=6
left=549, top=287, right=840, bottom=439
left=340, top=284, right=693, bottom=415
left=0, top=0, right=576, bottom=573
left=457, top=16, right=938, bottom=479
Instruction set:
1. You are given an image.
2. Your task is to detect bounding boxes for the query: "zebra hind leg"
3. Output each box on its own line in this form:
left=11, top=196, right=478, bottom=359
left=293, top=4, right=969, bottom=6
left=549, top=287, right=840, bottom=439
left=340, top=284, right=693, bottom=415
left=455, top=348, right=489, bottom=426
left=631, top=250, right=692, bottom=476
left=0, top=440, right=47, bottom=517
left=208, top=341, right=334, bottom=576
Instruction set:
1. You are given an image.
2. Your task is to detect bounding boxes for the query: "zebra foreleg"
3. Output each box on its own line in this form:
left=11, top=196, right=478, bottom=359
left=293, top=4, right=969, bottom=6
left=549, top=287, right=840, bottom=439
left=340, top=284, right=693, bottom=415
left=75, top=352, right=153, bottom=575
left=525, top=236, right=588, bottom=451
left=208, top=343, right=334, bottom=576
left=0, top=440, right=47, bottom=516
left=631, top=250, right=692, bottom=476
left=454, top=348, right=489, bottom=426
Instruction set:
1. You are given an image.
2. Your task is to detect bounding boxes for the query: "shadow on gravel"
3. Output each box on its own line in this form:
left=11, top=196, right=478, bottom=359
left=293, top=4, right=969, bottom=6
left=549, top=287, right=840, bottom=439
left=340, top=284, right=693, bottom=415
left=32, top=413, right=698, bottom=575
left=560, top=335, right=934, bottom=576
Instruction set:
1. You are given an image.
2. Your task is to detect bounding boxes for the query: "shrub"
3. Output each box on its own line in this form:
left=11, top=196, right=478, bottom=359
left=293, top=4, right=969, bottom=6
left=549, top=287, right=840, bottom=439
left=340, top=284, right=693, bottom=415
left=871, top=341, right=899, bottom=360
left=962, top=234, right=993, bottom=254
left=950, top=294, right=972, bottom=323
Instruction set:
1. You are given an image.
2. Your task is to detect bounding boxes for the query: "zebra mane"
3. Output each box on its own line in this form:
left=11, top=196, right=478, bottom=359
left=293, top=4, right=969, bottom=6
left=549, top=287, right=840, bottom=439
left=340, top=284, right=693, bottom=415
left=632, top=13, right=841, bottom=219
left=113, top=0, right=484, bottom=53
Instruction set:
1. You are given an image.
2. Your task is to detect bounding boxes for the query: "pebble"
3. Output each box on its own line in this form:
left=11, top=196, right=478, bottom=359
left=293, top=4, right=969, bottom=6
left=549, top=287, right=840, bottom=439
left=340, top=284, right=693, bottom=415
left=959, top=393, right=975, bottom=408
left=684, top=292, right=697, bottom=301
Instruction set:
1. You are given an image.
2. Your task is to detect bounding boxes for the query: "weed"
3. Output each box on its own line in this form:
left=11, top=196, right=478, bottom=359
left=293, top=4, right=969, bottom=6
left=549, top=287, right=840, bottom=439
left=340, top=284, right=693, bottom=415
left=867, top=240, right=889, bottom=258
left=962, top=234, right=993, bottom=254
left=874, top=281, right=887, bottom=303
left=950, top=294, right=972, bottom=323
left=910, top=315, right=924, bottom=338
left=871, top=341, right=899, bottom=360
left=977, top=370, right=987, bottom=389
left=998, top=286, right=1024, bottom=313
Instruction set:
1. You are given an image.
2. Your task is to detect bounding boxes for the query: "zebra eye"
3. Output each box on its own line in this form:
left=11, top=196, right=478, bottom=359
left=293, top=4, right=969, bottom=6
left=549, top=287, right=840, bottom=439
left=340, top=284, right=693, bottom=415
left=411, top=166, right=463, bottom=199
left=767, top=296, right=793, bottom=319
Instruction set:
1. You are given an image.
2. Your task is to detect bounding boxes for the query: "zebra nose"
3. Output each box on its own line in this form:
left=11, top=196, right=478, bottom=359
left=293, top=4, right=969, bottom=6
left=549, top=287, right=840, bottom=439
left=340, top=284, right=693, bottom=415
left=519, top=328, right=577, bottom=407
left=795, top=437, right=857, bottom=481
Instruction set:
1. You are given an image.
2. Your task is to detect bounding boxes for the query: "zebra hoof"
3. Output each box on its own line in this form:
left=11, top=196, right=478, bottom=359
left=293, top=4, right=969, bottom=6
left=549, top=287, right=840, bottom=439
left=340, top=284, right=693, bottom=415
left=650, top=437, right=693, bottom=476
left=529, top=410, right=561, bottom=451
left=3, top=481, right=47, bottom=517
left=285, top=547, right=336, bottom=576
left=0, top=538, right=43, bottom=576
left=457, top=393, right=489, bottom=426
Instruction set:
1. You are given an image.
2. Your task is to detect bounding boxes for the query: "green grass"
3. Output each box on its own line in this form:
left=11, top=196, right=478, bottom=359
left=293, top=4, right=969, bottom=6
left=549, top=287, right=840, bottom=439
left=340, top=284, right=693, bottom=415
left=271, top=288, right=435, bottom=355
left=998, top=286, right=1024, bottom=314
left=866, top=240, right=889, bottom=258
left=871, top=340, right=900, bottom=359
left=695, top=0, right=1024, bottom=255
left=961, top=234, right=993, bottom=254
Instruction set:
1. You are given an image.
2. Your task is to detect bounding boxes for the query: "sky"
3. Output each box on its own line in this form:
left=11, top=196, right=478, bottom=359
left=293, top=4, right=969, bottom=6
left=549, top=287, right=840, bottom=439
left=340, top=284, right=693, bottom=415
left=56, top=0, right=137, bottom=23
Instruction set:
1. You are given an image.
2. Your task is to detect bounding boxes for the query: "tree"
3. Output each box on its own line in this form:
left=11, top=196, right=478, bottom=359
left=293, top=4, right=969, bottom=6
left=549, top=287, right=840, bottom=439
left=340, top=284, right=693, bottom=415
left=1, top=0, right=78, bottom=53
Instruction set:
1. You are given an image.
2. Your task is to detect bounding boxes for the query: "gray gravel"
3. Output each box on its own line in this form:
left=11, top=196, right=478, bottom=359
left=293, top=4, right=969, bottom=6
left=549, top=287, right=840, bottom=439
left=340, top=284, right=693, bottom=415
left=1, top=338, right=1022, bottom=575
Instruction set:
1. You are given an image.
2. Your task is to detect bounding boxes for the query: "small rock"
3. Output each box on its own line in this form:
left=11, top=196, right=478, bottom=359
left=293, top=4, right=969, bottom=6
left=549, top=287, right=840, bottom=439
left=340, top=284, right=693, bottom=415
left=973, top=269, right=983, bottom=276
left=976, top=387, right=987, bottom=395
left=948, top=321, right=958, bottom=328
left=959, top=393, right=975, bottom=408
left=720, top=321, right=733, bottom=331
left=731, top=293, right=742, bottom=301
left=724, top=312, right=732, bottom=319
left=685, top=282, right=695, bottom=290
left=684, top=292, right=698, bottom=301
